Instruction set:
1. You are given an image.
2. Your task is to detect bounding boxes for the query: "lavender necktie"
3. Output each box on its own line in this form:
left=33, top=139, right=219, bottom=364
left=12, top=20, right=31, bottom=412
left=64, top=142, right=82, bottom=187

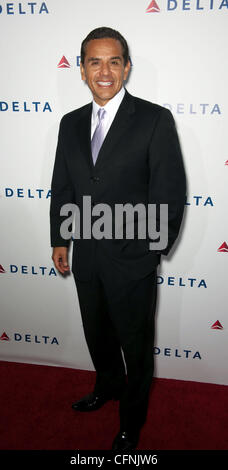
left=91, top=108, right=106, bottom=165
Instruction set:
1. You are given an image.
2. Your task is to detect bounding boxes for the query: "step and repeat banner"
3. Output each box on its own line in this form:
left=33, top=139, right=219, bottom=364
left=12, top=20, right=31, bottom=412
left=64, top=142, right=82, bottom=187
left=0, top=1, right=227, bottom=385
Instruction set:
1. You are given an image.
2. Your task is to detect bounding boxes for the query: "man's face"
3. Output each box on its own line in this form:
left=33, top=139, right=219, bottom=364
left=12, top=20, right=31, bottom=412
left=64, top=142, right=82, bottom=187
left=80, top=37, right=131, bottom=106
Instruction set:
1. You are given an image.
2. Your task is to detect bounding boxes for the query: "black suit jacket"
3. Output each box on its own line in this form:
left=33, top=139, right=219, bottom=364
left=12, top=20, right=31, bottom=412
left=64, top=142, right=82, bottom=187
left=50, top=89, right=186, bottom=280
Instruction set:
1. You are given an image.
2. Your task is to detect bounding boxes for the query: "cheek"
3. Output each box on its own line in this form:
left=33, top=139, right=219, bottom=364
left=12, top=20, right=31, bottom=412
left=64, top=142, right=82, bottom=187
left=89, top=73, right=98, bottom=83
left=113, top=72, right=124, bottom=83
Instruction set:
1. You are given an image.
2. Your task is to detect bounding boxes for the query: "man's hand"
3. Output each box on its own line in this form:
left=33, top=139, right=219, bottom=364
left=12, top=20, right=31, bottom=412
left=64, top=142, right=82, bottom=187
left=52, top=247, right=70, bottom=275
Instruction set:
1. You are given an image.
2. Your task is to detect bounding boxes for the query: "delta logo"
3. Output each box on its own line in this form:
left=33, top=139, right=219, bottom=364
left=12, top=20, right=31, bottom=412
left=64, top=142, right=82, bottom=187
left=0, top=332, right=10, bottom=341
left=1, top=187, right=51, bottom=199
left=146, top=0, right=160, bottom=12
left=0, top=331, right=59, bottom=345
left=0, top=2, right=49, bottom=15
left=0, top=101, right=52, bottom=113
left=153, top=346, right=201, bottom=359
left=57, top=56, right=133, bottom=69
left=163, top=103, right=221, bottom=115
left=157, top=274, right=207, bottom=288
left=211, top=320, right=223, bottom=330
left=58, top=56, right=71, bottom=68
left=217, top=242, right=228, bottom=252
left=146, top=0, right=228, bottom=12
left=57, top=55, right=82, bottom=68
left=0, top=263, right=57, bottom=276
left=225, top=160, right=228, bottom=165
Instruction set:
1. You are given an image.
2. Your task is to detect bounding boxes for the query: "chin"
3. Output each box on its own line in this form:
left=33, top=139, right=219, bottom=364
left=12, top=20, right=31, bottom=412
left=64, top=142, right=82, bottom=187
left=96, top=94, right=115, bottom=105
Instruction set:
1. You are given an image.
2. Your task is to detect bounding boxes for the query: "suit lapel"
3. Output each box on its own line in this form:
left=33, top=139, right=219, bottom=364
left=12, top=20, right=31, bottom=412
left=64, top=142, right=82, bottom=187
left=77, top=102, right=93, bottom=170
left=77, top=90, right=135, bottom=171
left=95, top=90, right=135, bottom=170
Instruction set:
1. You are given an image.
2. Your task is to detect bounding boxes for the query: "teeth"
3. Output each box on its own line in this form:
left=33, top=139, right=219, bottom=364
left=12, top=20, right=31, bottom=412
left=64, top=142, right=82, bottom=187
left=97, top=81, right=112, bottom=86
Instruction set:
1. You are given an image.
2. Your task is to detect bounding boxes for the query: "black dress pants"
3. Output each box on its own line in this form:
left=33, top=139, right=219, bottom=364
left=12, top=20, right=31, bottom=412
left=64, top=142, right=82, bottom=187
left=73, top=245, right=157, bottom=433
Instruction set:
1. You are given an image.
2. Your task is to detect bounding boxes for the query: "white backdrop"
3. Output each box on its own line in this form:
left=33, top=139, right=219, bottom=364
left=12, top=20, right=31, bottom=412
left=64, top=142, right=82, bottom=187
left=1, top=0, right=227, bottom=385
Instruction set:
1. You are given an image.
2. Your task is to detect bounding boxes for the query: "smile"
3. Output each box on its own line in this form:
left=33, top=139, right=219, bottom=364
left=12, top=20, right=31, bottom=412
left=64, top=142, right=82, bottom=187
left=97, top=81, right=113, bottom=87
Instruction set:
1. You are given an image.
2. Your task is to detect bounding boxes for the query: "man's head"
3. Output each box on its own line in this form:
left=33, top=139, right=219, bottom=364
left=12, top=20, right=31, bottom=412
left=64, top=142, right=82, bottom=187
left=80, top=27, right=131, bottom=106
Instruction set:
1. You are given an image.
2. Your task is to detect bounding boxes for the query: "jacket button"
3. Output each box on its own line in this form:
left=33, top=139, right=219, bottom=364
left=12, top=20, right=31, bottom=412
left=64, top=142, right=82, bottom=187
left=90, top=176, right=100, bottom=183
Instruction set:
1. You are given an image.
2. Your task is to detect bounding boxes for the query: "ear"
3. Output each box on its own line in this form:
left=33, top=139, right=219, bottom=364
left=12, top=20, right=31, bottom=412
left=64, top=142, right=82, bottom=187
left=123, top=60, right=131, bottom=81
left=80, top=62, right=86, bottom=81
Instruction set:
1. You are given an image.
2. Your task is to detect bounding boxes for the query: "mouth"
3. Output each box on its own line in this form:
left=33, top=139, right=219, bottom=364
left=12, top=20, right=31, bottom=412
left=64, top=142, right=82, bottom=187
left=96, top=81, right=114, bottom=87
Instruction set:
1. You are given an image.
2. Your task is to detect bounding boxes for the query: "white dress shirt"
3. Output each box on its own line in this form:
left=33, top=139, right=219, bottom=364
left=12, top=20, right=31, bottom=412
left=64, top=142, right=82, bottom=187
left=91, top=87, right=126, bottom=140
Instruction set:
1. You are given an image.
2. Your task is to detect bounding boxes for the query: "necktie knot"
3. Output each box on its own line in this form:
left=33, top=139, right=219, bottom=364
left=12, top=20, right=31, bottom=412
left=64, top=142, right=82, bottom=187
left=97, top=107, right=106, bottom=122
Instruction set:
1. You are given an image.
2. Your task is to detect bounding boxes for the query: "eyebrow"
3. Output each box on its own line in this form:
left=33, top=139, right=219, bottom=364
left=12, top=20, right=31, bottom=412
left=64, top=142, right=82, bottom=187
left=87, top=56, right=122, bottom=62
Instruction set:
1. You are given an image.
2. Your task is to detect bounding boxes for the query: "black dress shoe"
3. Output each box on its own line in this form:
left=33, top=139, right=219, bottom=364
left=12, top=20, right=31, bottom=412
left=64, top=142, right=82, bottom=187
left=72, top=392, right=118, bottom=412
left=112, top=430, right=139, bottom=451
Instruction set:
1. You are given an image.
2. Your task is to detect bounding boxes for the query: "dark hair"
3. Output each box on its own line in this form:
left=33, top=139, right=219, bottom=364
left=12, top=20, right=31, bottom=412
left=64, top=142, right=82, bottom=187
left=80, top=27, right=129, bottom=66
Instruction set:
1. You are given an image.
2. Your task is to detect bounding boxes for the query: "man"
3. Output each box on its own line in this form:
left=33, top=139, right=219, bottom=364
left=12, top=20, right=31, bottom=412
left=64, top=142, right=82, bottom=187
left=50, top=27, right=186, bottom=450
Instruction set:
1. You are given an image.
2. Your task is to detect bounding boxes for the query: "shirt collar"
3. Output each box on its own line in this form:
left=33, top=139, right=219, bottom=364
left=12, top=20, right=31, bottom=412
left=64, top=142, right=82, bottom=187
left=92, top=87, right=125, bottom=120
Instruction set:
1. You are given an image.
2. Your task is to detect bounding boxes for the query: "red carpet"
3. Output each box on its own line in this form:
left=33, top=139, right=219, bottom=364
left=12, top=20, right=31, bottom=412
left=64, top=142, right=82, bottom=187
left=0, top=360, right=227, bottom=450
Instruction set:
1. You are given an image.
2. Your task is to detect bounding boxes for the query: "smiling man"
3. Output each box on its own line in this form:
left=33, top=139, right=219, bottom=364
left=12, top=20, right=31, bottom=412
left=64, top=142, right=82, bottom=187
left=50, top=27, right=186, bottom=450
left=80, top=36, right=130, bottom=105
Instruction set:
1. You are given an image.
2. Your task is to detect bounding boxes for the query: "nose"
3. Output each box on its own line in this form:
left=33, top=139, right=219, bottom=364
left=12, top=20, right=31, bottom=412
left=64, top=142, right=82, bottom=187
left=100, top=61, right=111, bottom=77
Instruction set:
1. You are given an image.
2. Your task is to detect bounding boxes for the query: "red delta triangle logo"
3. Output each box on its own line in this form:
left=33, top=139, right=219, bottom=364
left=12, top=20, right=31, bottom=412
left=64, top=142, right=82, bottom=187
left=0, top=332, right=10, bottom=341
left=211, top=321, right=223, bottom=330
left=217, top=242, right=228, bottom=252
left=0, top=264, right=5, bottom=273
left=58, top=56, right=70, bottom=68
left=146, top=0, right=160, bottom=12
left=225, top=160, right=228, bottom=165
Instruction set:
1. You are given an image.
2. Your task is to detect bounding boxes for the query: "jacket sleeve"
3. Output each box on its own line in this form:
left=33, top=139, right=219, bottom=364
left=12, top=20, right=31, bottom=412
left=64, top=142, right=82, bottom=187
left=50, top=117, right=74, bottom=247
left=148, top=107, right=186, bottom=256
